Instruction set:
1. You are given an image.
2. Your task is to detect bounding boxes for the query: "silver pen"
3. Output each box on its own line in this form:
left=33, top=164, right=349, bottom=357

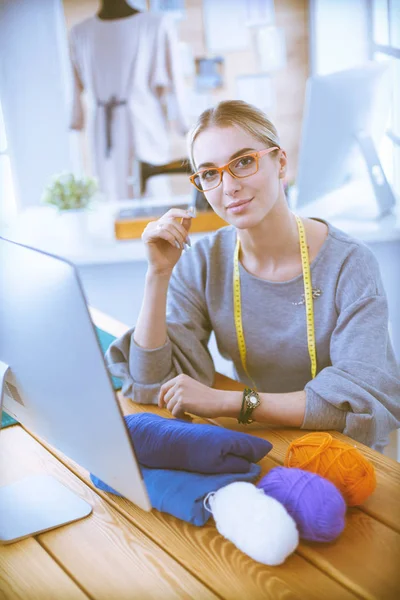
left=183, top=191, right=197, bottom=250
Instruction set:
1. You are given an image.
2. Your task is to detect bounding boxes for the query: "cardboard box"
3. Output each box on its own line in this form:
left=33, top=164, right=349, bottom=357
left=114, top=210, right=228, bottom=240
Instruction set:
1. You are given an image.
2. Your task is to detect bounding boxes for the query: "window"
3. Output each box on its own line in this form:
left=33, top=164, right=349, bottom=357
left=369, top=0, right=400, bottom=199
left=0, top=100, right=17, bottom=229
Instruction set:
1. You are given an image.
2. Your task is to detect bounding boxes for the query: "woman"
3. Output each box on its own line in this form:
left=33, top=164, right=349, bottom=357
left=107, top=100, right=400, bottom=451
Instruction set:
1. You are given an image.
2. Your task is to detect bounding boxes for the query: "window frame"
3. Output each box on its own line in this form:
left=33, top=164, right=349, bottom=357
left=366, top=0, right=400, bottom=198
left=0, top=99, right=17, bottom=228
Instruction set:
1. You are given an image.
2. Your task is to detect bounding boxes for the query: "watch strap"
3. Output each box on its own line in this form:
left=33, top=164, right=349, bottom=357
left=238, top=387, right=260, bottom=424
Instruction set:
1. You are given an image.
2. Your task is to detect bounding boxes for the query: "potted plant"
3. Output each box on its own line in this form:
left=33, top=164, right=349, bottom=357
left=42, top=172, right=98, bottom=211
left=42, top=173, right=98, bottom=247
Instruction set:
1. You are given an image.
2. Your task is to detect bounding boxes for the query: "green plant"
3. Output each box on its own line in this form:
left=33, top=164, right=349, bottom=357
left=42, top=173, right=98, bottom=211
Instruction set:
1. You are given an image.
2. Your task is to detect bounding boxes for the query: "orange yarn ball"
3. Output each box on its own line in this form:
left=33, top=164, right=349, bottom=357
left=284, top=432, right=376, bottom=506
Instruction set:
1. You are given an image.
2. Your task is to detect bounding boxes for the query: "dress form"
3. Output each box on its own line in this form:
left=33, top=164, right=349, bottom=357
left=69, top=4, right=189, bottom=200
left=97, top=0, right=139, bottom=21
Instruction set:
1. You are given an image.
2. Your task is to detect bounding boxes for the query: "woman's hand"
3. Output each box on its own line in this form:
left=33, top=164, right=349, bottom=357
left=159, top=374, right=226, bottom=419
left=142, top=208, right=193, bottom=275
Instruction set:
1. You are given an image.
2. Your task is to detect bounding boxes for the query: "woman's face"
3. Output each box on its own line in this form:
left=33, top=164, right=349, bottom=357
left=192, top=125, right=286, bottom=229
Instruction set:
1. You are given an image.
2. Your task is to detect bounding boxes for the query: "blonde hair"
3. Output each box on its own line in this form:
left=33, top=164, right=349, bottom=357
left=188, top=100, right=281, bottom=170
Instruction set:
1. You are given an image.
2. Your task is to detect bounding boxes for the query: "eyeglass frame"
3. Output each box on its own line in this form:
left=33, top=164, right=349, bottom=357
left=189, top=146, right=280, bottom=192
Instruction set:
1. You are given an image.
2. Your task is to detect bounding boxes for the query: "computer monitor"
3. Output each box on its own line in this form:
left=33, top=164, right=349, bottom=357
left=0, top=236, right=151, bottom=543
left=295, top=61, right=396, bottom=218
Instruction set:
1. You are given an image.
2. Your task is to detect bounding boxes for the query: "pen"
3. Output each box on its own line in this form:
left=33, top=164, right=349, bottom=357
left=181, top=193, right=196, bottom=250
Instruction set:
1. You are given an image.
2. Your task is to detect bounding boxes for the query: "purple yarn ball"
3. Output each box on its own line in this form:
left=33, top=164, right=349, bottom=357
left=257, top=466, right=346, bottom=542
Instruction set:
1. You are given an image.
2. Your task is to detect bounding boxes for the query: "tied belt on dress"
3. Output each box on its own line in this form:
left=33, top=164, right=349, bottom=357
left=97, top=95, right=127, bottom=157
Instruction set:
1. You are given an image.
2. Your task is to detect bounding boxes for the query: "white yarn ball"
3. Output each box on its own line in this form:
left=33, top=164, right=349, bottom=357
left=209, top=482, right=299, bottom=566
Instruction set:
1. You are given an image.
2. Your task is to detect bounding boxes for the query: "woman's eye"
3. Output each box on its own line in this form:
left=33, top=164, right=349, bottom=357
left=236, top=156, right=255, bottom=168
left=201, top=169, right=219, bottom=181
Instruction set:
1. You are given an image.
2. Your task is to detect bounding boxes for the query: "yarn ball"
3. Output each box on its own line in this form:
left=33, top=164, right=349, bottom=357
left=257, top=467, right=346, bottom=542
left=209, top=481, right=299, bottom=566
left=284, top=432, right=376, bottom=506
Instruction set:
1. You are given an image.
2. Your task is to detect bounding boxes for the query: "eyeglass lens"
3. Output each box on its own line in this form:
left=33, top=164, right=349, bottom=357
left=194, top=154, right=258, bottom=190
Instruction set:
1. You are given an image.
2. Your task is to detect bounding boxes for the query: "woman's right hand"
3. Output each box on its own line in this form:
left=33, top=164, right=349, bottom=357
left=142, top=208, right=194, bottom=275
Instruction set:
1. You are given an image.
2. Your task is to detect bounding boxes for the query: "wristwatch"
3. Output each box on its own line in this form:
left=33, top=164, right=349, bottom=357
left=239, top=388, right=261, bottom=424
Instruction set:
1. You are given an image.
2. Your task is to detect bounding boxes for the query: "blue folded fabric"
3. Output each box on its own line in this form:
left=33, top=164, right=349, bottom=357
left=124, top=413, right=272, bottom=474
left=91, top=463, right=261, bottom=526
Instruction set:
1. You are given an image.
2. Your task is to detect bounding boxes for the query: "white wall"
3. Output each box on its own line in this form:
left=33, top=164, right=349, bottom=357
left=310, top=0, right=370, bottom=75
left=0, top=0, right=72, bottom=209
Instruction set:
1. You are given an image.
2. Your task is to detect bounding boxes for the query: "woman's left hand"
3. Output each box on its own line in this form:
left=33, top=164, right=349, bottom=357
left=158, top=374, right=224, bottom=419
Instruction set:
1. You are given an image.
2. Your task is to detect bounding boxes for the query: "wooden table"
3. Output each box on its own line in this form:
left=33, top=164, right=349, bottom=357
left=1, top=311, right=400, bottom=600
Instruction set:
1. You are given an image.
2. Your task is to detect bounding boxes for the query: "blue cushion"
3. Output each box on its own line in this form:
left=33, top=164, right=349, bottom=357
left=91, top=462, right=261, bottom=526
left=124, top=412, right=272, bottom=473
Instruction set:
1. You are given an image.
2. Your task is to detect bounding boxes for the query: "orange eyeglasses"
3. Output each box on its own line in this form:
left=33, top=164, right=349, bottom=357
left=189, top=147, right=279, bottom=192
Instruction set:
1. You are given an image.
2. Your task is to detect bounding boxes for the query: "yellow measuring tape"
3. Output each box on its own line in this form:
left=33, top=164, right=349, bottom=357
left=233, top=214, right=317, bottom=387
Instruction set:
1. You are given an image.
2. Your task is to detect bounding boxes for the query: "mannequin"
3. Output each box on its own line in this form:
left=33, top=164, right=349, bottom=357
left=69, top=3, right=189, bottom=200
left=97, top=0, right=139, bottom=21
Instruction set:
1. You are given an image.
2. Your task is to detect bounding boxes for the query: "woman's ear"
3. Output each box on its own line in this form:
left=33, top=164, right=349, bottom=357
left=278, top=149, right=288, bottom=179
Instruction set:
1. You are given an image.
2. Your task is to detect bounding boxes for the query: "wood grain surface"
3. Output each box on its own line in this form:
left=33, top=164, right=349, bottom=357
left=30, top=395, right=400, bottom=600
left=0, top=427, right=217, bottom=600
left=0, top=536, right=89, bottom=600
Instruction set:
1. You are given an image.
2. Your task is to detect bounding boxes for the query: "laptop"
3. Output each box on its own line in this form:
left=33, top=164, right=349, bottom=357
left=0, top=236, right=151, bottom=543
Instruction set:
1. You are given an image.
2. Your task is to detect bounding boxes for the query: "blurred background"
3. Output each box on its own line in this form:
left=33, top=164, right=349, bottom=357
left=1, top=0, right=399, bottom=215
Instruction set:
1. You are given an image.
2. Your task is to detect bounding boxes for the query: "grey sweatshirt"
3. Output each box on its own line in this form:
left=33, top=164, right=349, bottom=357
left=106, top=220, right=400, bottom=452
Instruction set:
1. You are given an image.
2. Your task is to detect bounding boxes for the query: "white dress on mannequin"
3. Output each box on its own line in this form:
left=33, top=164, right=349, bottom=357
left=69, top=12, right=188, bottom=200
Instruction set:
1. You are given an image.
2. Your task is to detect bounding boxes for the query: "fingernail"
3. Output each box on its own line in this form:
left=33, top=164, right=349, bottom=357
left=186, top=237, right=191, bottom=247
left=184, top=242, right=191, bottom=251
left=175, top=241, right=181, bottom=249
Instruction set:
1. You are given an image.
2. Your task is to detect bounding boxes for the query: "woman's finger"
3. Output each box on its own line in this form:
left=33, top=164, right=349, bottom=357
left=144, top=224, right=182, bottom=249
left=165, top=393, right=188, bottom=419
left=162, top=208, right=194, bottom=221
left=161, top=220, right=190, bottom=247
left=145, top=220, right=189, bottom=249
left=158, top=378, right=176, bottom=407
left=163, top=384, right=178, bottom=407
left=171, top=402, right=186, bottom=419
left=165, top=395, right=176, bottom=413
left=155, top=228, right=183, bottom=249
left=181, top=216, right=193, bottom=233
left=158, top=382, right=168, bottom=407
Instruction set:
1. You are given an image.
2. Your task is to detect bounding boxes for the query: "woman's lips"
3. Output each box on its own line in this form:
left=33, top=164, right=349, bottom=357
left=226, top=198, right=253, bottom=214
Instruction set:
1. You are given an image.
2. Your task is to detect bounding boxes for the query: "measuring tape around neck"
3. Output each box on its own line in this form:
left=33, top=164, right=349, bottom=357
left=233, top=214, right=317, bottom=387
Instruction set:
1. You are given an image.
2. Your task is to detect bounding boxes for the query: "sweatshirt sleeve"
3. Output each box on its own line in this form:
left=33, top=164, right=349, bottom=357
left=303, top=245, right=400, bottom=451
left=105, top=247, right=215, bottom=405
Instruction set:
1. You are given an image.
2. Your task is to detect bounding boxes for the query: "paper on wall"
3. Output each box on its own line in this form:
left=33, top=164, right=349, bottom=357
left=245, top=0, right=275, bottom=27
left=256, top=26, right=286, bottom=72
left=236, top=74, right=275, bottom=116
left=150, top=0, right=185, bottom=20
left=203, top=0, right=250, bottom=53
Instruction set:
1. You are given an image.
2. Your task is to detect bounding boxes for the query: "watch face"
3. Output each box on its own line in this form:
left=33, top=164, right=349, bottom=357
left=248, top=393, right=259, bottom=406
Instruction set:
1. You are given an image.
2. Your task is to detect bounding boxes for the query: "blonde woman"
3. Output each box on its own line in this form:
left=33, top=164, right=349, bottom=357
left=107, top=100, right=400, bottom=452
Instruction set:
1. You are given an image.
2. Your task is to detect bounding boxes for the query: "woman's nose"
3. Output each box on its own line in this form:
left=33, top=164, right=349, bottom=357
left=221, top=170, right=241, bottom=195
